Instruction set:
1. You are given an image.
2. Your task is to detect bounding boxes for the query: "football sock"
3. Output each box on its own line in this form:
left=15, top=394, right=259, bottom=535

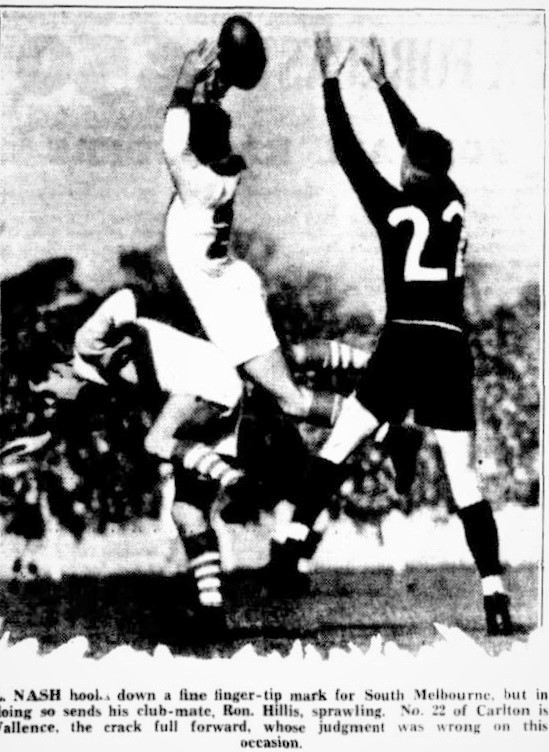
left=269, top=501, right=310, bottom=577
left=272, top=501, right=309, bottom=546
left=184, top=530, right=223, bottom=608
left=481, top=574, right=506, bottom=597
left=457, top=499, right=504, bottom=579
left=175, top=441, right=243, bottom=492
left=293, top=340, right=369, bottom=371
left=306, top=391, right=343, bottom=427
left=269, top=471, right=335, bottom=576
left=297, top=509, right=331, bottom=572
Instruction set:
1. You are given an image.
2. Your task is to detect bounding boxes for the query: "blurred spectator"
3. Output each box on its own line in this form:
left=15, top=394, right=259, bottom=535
left=0, top=248, right=539, bottom=536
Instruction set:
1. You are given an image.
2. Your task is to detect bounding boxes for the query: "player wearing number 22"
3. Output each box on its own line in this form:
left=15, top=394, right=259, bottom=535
left=312, top=33, right=512, bottom=635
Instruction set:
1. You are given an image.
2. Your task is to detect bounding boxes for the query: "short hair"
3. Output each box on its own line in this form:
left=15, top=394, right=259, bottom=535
left=405, top=128, right=452, bottom=176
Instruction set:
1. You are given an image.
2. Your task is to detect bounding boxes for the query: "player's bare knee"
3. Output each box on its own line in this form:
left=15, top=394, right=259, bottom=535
left=144, top=430, right=176, bottom=460
left=171, top=501, right=208, bottom=536
left=448, top=468, right=483, bottom=509
left=434, top=429, right=482, bottom=508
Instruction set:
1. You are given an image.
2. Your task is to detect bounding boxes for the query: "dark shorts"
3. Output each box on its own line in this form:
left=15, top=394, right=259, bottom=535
left=355, top=323, right=476, bottom=431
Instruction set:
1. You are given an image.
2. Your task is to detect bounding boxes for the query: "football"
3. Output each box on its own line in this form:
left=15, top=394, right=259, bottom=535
left=217, top=15, right=267, bottom=90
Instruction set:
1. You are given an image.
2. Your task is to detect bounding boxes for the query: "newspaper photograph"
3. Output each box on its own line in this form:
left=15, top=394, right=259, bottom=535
left=0, top=2, right=545, bottom=750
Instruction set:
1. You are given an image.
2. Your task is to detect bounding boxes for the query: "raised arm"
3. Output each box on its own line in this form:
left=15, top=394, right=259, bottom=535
left=162, top=41, right=218, bottom=196
left=360, top=35, right=419, bottom=147
left=315, top=32, right=397, bottom=223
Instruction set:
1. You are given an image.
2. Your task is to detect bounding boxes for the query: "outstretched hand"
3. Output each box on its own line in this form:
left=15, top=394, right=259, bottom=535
left=176, top=39, right=219, bottom=90
left=360, top=36, right=387, bottom=86
left=314, top=31, right=353, bottom=80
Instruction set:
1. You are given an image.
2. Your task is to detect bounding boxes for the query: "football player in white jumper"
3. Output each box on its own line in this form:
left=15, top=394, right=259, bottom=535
left=162, top=26, right=343, bottom=433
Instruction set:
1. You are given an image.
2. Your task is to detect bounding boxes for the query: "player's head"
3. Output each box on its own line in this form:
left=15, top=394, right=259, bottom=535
left=401, top=128, right=452, bottom=187
left=30, top=361, right=86, bottom=402
left=190, top=103, right=246, bottom=175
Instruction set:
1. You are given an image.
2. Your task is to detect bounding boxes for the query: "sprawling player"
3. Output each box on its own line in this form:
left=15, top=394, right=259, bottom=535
left=299, top=32, right=512, bottom=635
left=162, top=23, right=342, bottom=431
left=32, top=287, right=251, bottom=633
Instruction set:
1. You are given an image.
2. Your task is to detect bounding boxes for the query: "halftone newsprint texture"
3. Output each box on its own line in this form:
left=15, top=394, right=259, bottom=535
left=0, top=2, right=546, bottom=751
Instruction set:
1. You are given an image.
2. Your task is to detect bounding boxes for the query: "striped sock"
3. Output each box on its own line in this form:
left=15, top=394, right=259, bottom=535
left=187, top=549, right=223, bottom=608
left=327, top=340, right=369, bottom=370
left=179, top=442, right=243, bottom=491
left=184, top=530, right=224, bottom=608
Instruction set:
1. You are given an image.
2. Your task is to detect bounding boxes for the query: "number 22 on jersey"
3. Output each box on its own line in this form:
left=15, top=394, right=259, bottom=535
left=388, top=200, right=466, bottom=282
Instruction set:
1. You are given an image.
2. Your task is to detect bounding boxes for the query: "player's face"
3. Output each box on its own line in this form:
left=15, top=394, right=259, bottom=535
left=30, top=363, right=84, bottom=401
left=400, top=151, right=431, bottom=188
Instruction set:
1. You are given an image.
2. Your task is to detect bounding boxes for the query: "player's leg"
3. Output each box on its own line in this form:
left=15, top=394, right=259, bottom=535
left=278, top=419, right=424, bottom=584
left=144, top=393, right=254, bottom=511
left=264, top=332, right=399, bottom=590
left=241, top=347, right=343, bottom=426
left=171, top=472, right=226, bottom=636
left=168, top=258, right=342, bottom=426
left=434, top=428, right=512, bottom=635
left=263, top=393, right=380, bottom=591
left=135, top=318, right=248, bottom=489
left=141, top=317, right=243, bottom=411
left=421, top=327, right=512, bottom=635
left=294, top=361, right=386, bottom=534
left=144, top=393, right=206, bottom=460
left=267, top=500, right=332, bottom=592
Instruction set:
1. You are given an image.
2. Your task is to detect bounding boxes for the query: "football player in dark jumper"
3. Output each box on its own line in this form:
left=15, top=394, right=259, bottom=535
left=293, top=32, right=511, bottom=636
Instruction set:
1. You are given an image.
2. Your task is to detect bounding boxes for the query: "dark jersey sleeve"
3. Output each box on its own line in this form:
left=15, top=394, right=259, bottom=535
left=378, top=82, right=419, bottom=147
left=322, top=78, right=398, bottom=227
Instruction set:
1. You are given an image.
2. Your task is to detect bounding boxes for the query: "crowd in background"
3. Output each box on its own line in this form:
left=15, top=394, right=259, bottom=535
left=0, top=239, right=539, bottom=539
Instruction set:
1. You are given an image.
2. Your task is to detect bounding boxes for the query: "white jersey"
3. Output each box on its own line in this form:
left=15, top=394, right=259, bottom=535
left=165, top=169, right=239, bottom=276
left=163, top=107, right=279, bottom=366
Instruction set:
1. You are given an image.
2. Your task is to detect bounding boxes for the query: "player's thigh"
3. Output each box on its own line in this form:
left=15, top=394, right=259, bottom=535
left=434, top=429, right=482, bottom=507
left=173, top=260, right=280, bottom=365
left=140, top=318, right=242, bottom=409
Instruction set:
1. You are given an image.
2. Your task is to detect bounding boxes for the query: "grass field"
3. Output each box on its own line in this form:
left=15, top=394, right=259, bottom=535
left=0, top=564, right=538, bottom=658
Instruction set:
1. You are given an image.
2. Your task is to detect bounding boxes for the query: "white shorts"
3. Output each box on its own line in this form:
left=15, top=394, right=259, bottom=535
left=170, top=256, right=280, bottom=366
left=74, top=318, right=242, bottom=409
left=165, top=207, right=280, bottom=365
